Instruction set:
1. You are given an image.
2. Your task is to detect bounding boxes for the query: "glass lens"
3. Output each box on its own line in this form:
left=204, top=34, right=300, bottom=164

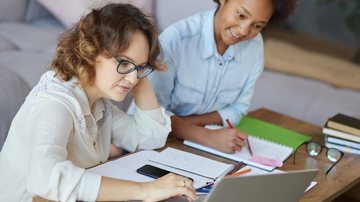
left=327, top=148, right=342, bottom=163
left=117, top=60, right=135, bottom=73
left=137, top=65, right=153, bottom=78
left=306, top=142, right=321, bottom=156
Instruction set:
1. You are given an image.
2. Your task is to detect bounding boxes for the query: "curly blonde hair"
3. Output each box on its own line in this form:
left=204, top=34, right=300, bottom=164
left=52, top=3, right=163, bottom=87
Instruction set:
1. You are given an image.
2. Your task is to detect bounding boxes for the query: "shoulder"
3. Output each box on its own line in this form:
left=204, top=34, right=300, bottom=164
left=160, top=10, right=213, bottom=44
left=29, top=71, right=86, bottom=113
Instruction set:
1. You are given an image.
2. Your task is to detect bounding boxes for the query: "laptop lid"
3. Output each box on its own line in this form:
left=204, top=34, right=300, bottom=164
left=200, top=169, right=318, bottom=202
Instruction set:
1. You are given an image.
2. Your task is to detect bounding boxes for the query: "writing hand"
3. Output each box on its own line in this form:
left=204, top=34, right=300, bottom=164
left=207, top=127, right=248, bottom=153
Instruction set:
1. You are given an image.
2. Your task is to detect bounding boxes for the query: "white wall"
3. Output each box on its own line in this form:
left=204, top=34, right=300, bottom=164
left=155, top=0, right=216, bottom=30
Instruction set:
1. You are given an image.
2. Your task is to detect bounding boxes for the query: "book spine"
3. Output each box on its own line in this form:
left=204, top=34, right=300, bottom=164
left=327, top=121, right=360, bottom=137
left=325, top=142, right=360, bottom=155
left=323, top=127, right=360, bottom=143
left=326, top=135, right=360, bottom=150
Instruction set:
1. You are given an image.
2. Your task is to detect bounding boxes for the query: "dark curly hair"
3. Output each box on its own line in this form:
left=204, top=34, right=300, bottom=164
left=212, top=0, right=297, bottom=24
left=52, top=3, right=163, bottom=88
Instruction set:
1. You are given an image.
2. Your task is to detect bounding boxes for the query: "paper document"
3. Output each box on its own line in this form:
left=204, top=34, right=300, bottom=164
left=184, top=134, right=293, bottom=171
left=87, top=148, right=233, bottom=189
left=150, top=147, right=234, bottom=181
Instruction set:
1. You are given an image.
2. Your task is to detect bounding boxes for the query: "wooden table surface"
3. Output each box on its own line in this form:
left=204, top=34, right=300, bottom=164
left=34, top=108, right=360, bottom=202
left=166, top=108, right=360, bottom=202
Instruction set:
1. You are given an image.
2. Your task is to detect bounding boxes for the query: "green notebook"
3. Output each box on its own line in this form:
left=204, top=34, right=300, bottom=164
left=237, top=116, right=311, bottom=150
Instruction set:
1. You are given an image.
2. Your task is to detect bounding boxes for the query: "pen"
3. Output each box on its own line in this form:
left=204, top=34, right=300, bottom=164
left=225, top=119, right=253, bottom=156
left=196, top=182, right=215, bottom=193
left=246, top=138, right=253, bottom=156
left=226, top=168, right=252, bottom=177
left=228, top=162, right=243, bottom=175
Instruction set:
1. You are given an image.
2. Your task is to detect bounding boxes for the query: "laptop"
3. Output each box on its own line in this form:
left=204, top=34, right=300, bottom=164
left=167, top=169, right=318, bottom=202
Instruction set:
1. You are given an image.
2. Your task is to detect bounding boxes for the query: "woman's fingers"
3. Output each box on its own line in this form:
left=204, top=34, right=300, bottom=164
left=175, top=185, right=197, bottom=201
left=171, top=175, right=197, bottom=201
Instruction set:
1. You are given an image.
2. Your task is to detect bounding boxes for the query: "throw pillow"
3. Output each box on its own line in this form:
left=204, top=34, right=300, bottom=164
left=36, top=0, right=154, bottom=29
left=0, top=0, right=27, bottom=22
left=0, top=36, right=17, bottom=51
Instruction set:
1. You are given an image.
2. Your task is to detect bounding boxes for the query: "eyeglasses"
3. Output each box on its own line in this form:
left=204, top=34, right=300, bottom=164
left=292, top=141, right=344, bottom=175
left=114, top=57, right=154, bottom=78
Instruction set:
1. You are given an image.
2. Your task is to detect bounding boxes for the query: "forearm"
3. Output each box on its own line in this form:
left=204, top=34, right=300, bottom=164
left=132, top=78, right=160, bottom=110
left=170, top=116, right=215, bottom=148
left=179, top=111, right=223, bottom=126
left=97, top=177, right=146, bottom=201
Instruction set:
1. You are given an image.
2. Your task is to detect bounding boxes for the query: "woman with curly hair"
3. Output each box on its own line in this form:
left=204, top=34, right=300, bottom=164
left=148, top=0, right=297, bottom=153
left=0, top=3, right=197, bottom=202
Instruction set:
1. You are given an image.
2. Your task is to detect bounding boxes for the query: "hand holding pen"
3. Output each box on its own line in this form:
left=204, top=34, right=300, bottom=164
left=226, top=119, right=253, bottom=156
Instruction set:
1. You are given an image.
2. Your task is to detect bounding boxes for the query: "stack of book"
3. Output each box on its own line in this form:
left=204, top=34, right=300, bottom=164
left=323, top=114, right=360, bottom=155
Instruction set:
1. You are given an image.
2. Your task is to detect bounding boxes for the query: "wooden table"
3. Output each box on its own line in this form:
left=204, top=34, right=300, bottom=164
left=166, top=108, right=360, bottom=202
left=34, top=108, right=360, bottom=202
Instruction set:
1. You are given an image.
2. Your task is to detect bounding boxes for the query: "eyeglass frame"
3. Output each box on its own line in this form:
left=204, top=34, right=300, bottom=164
left=106, top=49, right=154, bottom=78
left=292, top=140, right=344, bottom=175
left=114, top=57, right=154, bottom=78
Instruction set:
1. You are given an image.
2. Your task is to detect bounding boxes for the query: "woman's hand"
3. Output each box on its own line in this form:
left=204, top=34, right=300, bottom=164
left=132, top=77, right=160, bottom=110
left=140, top=173, right=198, bottom=202
left=207, top=128, right=248, bottom=153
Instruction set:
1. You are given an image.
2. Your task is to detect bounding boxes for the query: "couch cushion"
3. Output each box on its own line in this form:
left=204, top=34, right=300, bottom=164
left=25, top=0, right=52, bottom=23
left=0, top=51, right=53, bottom=88
left=0, top=0, right=27, bottom=22
left=36, top=0, right=154, bottom=29
left=0, top=36, right=17, bottom=51
left=0, top=22, right=62, bottom=52
left=0, top=67, right=30, bottom=151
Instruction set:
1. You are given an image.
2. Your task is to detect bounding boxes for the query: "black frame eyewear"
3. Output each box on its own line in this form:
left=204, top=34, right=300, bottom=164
left=292, top=141, right=344, bottom=175
left=114, top=58, right=154, bottom=78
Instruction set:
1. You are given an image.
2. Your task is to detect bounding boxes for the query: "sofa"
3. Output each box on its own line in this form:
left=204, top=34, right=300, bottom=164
left=1, top=0, right=360, bottom=151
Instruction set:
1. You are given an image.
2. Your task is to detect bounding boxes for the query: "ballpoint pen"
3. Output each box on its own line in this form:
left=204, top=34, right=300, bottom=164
left=225, top=119, right=253, bottom=156
left=227, top=162, right=244, bottom=175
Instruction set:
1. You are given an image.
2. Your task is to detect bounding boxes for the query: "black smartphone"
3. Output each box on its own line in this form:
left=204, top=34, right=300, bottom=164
left=136, top=164, right=171, bottom=179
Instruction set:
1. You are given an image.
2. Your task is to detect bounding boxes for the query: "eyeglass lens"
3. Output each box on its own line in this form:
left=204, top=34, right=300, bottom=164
left=306, top=142, right=342, bottom=163
left=306, top=142, right=321, bottom=156
left=327, top=149, right=342, bottom=163
left=117, top=59, right=153, bottom=78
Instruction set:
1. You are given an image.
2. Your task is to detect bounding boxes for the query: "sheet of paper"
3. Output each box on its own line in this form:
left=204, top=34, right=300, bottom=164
left=87, top=150, right=156, bottom=182
left=150, top=147, right=234, bottom=180
left=184, top=136, right=292, bottom=171
left=87, top=149, right=212, bottom=189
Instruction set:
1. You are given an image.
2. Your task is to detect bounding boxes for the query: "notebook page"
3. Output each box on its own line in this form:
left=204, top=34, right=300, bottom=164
left=184, top=135, right=293, bottom=171
left=150, top=147, right=234, bottom=180
left=87, top=150, right=157, bottom=182
left=87, top=150, right=210, bottom=189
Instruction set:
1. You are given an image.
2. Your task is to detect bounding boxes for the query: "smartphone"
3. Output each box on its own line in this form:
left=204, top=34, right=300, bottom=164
left=136, top=164, right=171, bottom=179
left=136, top=164, right=194, bottom=181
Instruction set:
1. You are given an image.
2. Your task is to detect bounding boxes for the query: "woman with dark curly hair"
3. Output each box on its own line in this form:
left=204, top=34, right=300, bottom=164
left=0, top=3, right=197, bottom=202
left=149, top=0, right=297, bottom=154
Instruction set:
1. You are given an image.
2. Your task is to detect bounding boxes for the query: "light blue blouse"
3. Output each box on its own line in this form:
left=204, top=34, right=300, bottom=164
left=150, top=9, right=264, bottom=125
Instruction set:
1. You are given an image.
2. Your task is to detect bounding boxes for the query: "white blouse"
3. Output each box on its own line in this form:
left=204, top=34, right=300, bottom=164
left=0, top=71, right=171, bottom=202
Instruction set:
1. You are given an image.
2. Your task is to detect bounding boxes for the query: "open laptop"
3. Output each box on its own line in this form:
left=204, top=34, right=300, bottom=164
left=192, top=169, right=318, bottom=202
